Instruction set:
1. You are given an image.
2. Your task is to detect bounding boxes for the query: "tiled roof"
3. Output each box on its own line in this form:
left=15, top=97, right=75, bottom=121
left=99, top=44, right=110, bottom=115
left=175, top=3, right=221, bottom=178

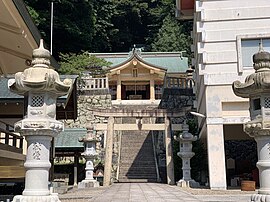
left=92, top=50, right=188, bottom=73
left=55, top=128, right=87, bottom=148
left=0, top=75, right=77, bottom=101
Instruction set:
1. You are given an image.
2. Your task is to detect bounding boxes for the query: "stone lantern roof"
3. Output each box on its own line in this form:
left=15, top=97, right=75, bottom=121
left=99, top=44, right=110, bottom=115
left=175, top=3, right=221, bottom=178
left=8, top=39, right=71, bottom=96
left=233, top=43, right=270, bottom=98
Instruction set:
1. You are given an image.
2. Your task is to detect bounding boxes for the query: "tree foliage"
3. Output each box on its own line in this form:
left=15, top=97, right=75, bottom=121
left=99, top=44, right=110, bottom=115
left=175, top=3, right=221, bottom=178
left=150, top=15, right=192, bottom=54
left=25, top=0, right=94, bottom=59
left=25, top=0, right=192, bottom=60
left=58, top=51, right=111, bottom=77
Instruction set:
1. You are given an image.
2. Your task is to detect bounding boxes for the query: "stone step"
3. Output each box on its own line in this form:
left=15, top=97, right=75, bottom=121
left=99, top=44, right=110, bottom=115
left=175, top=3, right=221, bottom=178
left=117, top=178, right=157, bottom=183
left=119, top=174, right=157, bottom=178
left=120, top=160, right=155, bottom=164
left=119, top=172, right=157, bottom=176
left=122, top=144, right=152, bottom=147
left=119, top=128, right=157, bottom=181
left=121, top=146, right=153, bottom=150
left=121, top=148, right=153, bottom=151
left=120, top=163, right=156, bottom=166
left=120, top=154, right=154, bottom=158
left=120, top=161, right=155, bottom=165
left=119, top=167, right=156, bottom=170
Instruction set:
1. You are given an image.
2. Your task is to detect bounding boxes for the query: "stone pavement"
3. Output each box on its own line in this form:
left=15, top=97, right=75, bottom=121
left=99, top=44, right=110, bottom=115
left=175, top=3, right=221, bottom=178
left=59, top=183, right=254, bottom=202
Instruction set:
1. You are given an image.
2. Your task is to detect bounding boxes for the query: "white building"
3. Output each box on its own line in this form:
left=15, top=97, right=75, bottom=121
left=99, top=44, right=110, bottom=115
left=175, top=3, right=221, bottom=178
left=177, top=0, right=270, bottom=190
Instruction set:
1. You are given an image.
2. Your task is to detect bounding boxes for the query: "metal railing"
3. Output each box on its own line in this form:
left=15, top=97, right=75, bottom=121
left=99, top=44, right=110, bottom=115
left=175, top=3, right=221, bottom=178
left=164, top=77, right=194, bottom=89
left=79, top=77, right=109, bottom=90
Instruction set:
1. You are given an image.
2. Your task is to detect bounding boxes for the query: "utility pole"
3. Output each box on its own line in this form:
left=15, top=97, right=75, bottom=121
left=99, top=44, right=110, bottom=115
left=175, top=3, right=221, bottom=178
left=50, top=2, right=54, bottom=55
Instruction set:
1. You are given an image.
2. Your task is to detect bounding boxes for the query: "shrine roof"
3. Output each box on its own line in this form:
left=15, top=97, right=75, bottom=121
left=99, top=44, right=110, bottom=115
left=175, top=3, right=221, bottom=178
left=92, top=50, right=188, bottom=73
left=55, top=128, right=87, bottom=149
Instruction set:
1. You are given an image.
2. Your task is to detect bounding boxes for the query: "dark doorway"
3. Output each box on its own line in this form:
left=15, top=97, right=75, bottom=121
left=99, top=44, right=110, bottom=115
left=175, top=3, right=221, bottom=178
left=124, top=84, right=149, bottom=100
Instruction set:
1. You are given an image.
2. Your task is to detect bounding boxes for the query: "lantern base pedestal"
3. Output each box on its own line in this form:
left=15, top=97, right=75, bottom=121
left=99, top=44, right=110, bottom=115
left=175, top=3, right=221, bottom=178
left=250, top=194, right=270, bottom=202
left=78, top=179, right=99, bottom=189
left=12, top=194, right=60, bottom=202
left=251, top=194, right=270, bottom=202
left=177, top=179, right=200, bottom=188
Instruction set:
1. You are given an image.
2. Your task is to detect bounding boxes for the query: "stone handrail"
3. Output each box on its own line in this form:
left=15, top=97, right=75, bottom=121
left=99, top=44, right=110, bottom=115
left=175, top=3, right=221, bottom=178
left=79, top=77, right=109, bottom=90
left=165, top=77, right=194, bottom=89
left=151, top=129, right=161, bottom=182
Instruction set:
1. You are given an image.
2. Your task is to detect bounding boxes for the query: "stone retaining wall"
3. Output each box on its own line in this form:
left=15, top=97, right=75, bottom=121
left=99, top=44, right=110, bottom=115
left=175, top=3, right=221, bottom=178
left=64, top=94, right=112, bottom=161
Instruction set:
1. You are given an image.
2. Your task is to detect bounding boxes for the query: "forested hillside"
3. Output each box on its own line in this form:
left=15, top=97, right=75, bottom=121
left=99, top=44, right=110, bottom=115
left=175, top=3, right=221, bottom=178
left=25, top=0, right=192, bottom=60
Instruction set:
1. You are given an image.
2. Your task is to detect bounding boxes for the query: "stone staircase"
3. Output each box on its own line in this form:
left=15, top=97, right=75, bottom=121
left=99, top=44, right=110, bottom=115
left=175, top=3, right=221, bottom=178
left=118, top=125, right=158, bottom=182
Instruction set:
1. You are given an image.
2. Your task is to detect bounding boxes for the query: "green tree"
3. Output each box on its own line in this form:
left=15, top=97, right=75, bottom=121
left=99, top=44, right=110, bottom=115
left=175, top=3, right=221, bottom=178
left=25, top=0, right=193, bottom=55
left=110, top=0, right=150, bottom=51
left=25, top=0, right=94, bottom=59
left=151, top=15, right=192, bottom=55
left=91, top=0, right=118, bottom=52
left=58, top=51, right=111, bottom=77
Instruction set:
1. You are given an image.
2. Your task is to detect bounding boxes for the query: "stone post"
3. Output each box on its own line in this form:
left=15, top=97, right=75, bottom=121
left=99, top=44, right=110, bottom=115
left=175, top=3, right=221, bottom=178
left=9, top=40, right=71, bottom=202
left=78, top=127, right=99, bottom=188
left=103, top=116, right=114, bottom=186
left=165, top=115, right=175, bottom=185
left=73, top=154, right=79, bottom=187
left=233, top=43, right=270, bottom=202
left=175, top=122, right=199, bottom=188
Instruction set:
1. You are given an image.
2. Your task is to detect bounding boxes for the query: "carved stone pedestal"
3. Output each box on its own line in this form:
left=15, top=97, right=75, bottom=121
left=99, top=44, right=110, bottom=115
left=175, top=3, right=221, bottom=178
left=13, top=194, right=60, bottom=202
left=175, top=122, right=199, bottom=188
left=251, top=194, right=270, bottom=202
left=78, top=128, right=99, bottom=189
left=9, top=40, right=71, bottom=202
left=177, top=179, right=200, bottom=188
left=78, top=158, right=99, bottom=188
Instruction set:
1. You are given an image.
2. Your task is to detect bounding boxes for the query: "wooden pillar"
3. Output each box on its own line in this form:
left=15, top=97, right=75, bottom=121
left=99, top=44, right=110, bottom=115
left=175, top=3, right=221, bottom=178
left=103, top=116, right=114, bottom=186
left=117, top=74, right=121, bottom=101
left=74, top=153, right=79, bottom=187
left=165, top=115, right=175, bottom=185
left=150, top=76, right=155, bottom=101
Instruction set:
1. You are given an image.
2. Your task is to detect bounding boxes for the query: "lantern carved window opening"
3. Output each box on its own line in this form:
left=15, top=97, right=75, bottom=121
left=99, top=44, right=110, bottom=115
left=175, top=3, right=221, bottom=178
left=31, top=95, right=44, bottom=107
left=264, top=97, right=270, bottom=108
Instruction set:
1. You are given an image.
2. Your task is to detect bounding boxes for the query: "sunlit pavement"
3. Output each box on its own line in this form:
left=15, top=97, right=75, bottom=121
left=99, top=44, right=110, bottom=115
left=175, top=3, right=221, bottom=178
left=59, top=183, right=253, bottom=202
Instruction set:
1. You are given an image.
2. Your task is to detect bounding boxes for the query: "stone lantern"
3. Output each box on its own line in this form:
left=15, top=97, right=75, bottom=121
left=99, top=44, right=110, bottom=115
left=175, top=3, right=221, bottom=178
left=9, top=40, right=72, bottom=202
left=78, top=127, right=99, bottom=188
left=233, top=43, right=270, bottom=202
left=175, top=122, right=199, bottom=188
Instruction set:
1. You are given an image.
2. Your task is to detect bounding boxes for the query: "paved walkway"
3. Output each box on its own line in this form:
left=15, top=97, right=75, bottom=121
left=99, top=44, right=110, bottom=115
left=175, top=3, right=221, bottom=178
left=59, top=183, right=254, bottom=202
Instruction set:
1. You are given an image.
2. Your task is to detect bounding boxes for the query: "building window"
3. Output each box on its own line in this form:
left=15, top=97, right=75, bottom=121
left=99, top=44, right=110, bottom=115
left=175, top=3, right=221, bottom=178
left=242, top=39, right=270, bottom=68
left=237, top=34, right=270, bottom=72
left=132, top=68, right=138, bottom=77
left=155, top=85, right=163, bottom=100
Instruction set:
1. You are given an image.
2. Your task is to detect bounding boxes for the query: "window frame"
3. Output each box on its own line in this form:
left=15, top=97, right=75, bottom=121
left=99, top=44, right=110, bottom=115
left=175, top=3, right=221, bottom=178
left=236, top=33, right=270, bottom=73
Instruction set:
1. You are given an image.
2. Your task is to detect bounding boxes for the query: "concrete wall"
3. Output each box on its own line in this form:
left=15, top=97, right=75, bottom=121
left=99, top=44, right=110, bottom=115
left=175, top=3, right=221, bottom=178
left=193, top=0, right=270, bottom=190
